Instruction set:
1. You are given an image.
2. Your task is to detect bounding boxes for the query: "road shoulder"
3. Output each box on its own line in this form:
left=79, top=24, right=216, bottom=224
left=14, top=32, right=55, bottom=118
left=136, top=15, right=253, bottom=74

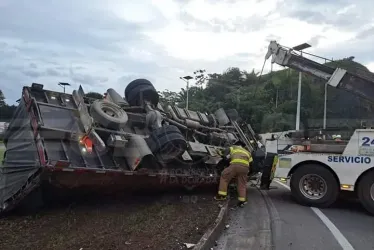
left=215, top=186, right=272, bottom=250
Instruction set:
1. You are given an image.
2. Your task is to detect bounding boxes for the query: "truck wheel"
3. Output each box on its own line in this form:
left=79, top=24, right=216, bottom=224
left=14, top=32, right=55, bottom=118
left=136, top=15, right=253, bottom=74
left=357, top=170, right=374, bottom=215
left=125, top=79, right=152, bottom=99
left=125, top=79, right=159, bottom=107
left=147, top=125, right=187, bottom=163
left=90, top=100, right=128, bottom=130
left=290, top=164, right=339, bottom=208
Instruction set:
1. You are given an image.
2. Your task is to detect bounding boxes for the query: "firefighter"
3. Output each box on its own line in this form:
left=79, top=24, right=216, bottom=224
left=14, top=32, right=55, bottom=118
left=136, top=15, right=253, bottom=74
left=214, top=140, right=253, bottom=207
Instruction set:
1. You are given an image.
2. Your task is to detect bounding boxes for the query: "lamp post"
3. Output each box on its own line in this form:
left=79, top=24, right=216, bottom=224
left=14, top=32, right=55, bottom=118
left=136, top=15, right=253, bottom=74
left=179, top=76, right=193, bottom=109
left=58, top=82, right=71, bottom=93
left=292, top=43, right=312, bottom=130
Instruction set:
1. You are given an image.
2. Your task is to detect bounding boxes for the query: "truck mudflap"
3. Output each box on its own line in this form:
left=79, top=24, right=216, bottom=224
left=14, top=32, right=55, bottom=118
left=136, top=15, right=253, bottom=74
left=270, top=155, right=279, bottom=182
left=259, top=153, right=278, bottom=188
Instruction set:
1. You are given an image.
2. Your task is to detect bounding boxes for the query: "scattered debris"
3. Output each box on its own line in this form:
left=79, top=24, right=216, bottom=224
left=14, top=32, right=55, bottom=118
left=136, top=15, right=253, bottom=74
left=184, top=243, right=196, bottom=249
left=225, top=224, right=230, bottom=229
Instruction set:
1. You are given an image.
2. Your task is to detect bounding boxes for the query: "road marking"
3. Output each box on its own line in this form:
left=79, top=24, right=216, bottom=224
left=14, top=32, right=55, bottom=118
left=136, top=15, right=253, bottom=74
left=274, top=180, right=355, bottom=250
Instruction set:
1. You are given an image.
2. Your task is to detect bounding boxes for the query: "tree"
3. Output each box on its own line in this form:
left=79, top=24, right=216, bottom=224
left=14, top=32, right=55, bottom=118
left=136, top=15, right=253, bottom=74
left=155, top=58, right=373, bottom=133
left=85, top=92, right=103, bottom=99
left=0, top=90, right=5, bottom=107
left=158, top=90, right=181, bottom=106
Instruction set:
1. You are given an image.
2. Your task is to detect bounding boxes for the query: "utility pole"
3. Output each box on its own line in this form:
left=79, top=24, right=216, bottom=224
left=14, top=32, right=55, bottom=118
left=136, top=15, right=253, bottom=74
left=323, top=82, right=327, bottom=129
left=292, top=43, right=312, bottom=130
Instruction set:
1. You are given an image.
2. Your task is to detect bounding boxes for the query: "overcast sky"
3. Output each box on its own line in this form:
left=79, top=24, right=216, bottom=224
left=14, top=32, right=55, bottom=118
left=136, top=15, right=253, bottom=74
left=0, top=0, right=373, bottom=104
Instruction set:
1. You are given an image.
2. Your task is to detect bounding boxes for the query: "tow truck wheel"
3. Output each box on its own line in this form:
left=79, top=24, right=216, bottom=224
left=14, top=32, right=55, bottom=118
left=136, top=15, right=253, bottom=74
left=357, top=171, right=374, bottom=215
left=290, top=164, right=339, bottom=208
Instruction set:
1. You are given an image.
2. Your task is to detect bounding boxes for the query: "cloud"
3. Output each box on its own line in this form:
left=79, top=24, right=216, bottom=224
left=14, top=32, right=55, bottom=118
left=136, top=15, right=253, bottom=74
left=0, top=0, right=373, bottom=105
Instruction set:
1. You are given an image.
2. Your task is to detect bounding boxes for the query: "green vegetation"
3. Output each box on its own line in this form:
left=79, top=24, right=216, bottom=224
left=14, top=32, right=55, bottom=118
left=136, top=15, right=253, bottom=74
left=0, top=59, right=372, bottom=134
left=160, top=60, right=373, bottom=133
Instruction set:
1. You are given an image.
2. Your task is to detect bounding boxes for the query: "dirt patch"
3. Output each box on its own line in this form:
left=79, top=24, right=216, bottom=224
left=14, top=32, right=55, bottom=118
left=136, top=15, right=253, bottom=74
left=0, top=191, right=222, bottom=250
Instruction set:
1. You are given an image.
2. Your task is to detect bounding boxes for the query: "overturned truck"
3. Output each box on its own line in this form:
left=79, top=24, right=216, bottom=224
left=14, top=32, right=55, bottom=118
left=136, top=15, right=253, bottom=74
left=0, top=79, right=264, bottom=213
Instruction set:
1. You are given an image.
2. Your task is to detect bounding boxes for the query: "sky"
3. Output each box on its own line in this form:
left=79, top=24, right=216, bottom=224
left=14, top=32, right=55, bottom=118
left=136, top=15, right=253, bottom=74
left=0, top=0, right=374, bottom=104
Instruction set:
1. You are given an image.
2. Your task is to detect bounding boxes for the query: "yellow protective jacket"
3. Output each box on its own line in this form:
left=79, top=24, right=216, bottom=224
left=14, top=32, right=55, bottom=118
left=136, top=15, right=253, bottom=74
left=218, top=145, right=253, bottom=167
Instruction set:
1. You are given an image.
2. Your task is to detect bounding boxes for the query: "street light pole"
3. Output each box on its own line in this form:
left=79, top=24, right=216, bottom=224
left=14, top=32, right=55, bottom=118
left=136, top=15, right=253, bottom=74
left=296, top=70, right=302, bottom=130
left=180, top=76, right=193, bottom=109
left=186, top=80, right=189, bottom=109
left=323, top=82, right=327, bottom=129
left=58, top=82, right=71, bottom=93
left=292, top=43, right=312, bottom=130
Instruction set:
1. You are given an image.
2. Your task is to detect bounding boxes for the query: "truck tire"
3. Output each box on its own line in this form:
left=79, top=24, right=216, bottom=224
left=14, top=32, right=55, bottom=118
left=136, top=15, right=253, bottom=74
left=125, top=79, right=159, bottom=107
left=90, top=100, right=128, bottom=130
left=290, top=164, right=339, bottom=208
left=357, top=170, right=374, bottom=215
left=125, top=79, right=152, bottom=99
left=147, top=125, right=187, bottom=163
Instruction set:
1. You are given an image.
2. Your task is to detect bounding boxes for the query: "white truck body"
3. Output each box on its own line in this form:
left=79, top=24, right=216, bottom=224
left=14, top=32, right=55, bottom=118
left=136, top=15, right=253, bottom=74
left=271, top=129, right=374, bottom=191
left=262, top=40, right=374, bottom=215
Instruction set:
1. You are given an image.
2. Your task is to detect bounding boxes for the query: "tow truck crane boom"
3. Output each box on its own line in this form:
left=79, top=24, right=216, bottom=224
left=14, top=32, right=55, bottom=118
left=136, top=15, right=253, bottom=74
left=264, top=41, right=374, bottom=216
left=265, top=41, right=374, bottom=103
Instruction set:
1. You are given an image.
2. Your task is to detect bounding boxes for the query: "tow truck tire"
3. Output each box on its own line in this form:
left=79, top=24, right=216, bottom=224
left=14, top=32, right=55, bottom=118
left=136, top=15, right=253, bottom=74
left=90, top=100, right=128, bottom=130
left=290, top=164, right=339, bottom=208
left=357, top=171, right=374, bottom=215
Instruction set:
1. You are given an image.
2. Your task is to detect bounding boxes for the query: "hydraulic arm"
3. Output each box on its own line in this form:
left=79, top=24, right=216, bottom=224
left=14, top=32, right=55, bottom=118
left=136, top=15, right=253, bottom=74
left=265, top=41, right=374, bottom=103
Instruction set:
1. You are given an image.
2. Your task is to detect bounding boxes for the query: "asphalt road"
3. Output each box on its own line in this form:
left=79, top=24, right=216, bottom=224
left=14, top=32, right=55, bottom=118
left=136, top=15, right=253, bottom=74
left=216, top=181, right=374, bottom=250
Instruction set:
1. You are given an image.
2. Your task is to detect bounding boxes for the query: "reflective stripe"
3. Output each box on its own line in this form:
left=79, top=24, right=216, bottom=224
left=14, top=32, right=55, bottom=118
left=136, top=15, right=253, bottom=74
left=218, top=191, right=227, bottom=196
left=238, top=197, right=246, bottom=201
left=229, top=146, right=252, bottom=166
left=231, top=159, right=250, bottom=165
left=231, top=148, right=251, bottom=159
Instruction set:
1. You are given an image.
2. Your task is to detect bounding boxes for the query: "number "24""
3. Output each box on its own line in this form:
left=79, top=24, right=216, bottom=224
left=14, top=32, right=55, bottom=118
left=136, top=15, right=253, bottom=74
left=362, top=137, right=374, bottom=146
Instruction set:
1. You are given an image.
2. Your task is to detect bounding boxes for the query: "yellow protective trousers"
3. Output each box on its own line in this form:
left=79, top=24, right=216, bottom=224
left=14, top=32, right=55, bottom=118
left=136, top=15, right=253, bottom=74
left=218, top=163, right=249, bottom=202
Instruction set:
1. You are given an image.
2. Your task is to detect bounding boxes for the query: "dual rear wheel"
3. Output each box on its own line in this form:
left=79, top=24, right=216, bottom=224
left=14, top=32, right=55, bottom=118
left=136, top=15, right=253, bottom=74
left=290, top=164, right=374, bottom=215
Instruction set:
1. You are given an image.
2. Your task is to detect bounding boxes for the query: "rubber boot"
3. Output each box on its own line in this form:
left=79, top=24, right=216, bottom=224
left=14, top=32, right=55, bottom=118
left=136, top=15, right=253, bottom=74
left=237, top=201, right=247, bottom=208
left=214, top=195, right=227, bottom=201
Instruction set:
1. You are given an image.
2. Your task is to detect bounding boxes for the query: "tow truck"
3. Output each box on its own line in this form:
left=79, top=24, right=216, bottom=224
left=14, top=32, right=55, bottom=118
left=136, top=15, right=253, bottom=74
left=265, top=40, right=374, bottom=215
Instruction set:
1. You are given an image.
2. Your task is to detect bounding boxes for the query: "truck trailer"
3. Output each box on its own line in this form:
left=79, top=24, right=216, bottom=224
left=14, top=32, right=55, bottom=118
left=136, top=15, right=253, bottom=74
left=0, top=79, right=265, bottom=214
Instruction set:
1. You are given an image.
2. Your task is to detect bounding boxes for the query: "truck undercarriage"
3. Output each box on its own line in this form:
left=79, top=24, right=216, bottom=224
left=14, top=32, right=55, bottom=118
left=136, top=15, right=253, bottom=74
left=0, top=80, right=264, bottom=214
